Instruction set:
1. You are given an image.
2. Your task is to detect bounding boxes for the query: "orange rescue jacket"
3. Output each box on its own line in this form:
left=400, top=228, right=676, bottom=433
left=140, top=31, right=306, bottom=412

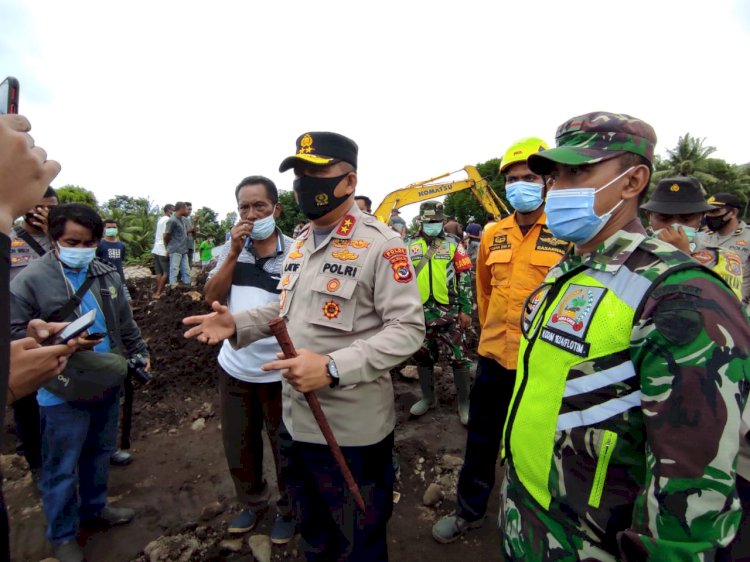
left=476, top=212, right=569, bottom=369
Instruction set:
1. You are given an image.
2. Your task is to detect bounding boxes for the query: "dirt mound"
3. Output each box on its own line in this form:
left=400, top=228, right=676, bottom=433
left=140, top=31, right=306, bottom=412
left=127, top=278, right=219, bottom=405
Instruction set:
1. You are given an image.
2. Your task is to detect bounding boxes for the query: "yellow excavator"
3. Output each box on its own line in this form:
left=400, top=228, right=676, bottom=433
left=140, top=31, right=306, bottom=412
left=372, top=165, right=509, bottom=224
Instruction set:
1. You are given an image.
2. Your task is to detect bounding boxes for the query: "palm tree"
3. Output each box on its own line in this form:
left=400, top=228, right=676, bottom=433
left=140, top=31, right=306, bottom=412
left=652, top=133, right=719, bottom=188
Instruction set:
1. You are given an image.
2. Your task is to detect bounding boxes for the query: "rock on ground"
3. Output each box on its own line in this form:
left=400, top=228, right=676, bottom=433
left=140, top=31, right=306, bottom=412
left=199, top=500, right=224, bottom=521
left=248, top=534, right=272, bottom=562
left=423, top=483, right=444, bottom=507
left=143, top=534, right=200, bottom=562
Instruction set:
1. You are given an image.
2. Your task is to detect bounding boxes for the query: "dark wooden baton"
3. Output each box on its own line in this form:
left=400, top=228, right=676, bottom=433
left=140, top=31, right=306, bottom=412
left=268, top=317, right=366, bottom=513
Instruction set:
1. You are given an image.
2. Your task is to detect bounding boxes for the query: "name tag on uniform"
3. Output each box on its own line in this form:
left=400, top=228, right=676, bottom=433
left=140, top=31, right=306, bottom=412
left=490, top=234, right=511, bottom=251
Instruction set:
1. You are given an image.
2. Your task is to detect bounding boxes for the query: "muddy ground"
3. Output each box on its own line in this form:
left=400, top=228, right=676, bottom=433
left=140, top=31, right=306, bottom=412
left=3, top=273, right=504, bottom=561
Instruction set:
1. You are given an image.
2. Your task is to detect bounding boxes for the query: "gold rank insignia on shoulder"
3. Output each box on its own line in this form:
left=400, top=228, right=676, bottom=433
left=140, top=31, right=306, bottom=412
left=298, top=133, right=314, bottom=154
left=335, top=215, right=356, bottom=237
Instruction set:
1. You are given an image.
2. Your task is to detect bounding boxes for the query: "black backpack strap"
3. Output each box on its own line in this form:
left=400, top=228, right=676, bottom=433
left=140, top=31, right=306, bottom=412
left=13, top=225, right=47, bottom=257
left=97, top=278, right=124, bottom=349
left=47, top=276, right=96, bottom=322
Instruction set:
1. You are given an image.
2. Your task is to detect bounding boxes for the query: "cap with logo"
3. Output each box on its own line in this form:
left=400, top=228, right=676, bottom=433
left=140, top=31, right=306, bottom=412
left=640, top=177, right=715, bottom=214
left=528, top=111, right=657, bottom=176
left=419, top=201, right=445, bottom=222
left=706, top=192, right=743, bottom=210
left=279, top=132, right=358, bottom=173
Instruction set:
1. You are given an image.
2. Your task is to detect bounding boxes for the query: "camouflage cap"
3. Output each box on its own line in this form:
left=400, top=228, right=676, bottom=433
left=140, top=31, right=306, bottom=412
left=419, top=201, right=445, bottom=222
left=528, top=111, right=657, bottom=175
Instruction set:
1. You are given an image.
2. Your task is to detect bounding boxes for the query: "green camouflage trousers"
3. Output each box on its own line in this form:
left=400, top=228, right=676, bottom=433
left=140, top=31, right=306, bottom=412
left=414, top=322, right=471, bottom=368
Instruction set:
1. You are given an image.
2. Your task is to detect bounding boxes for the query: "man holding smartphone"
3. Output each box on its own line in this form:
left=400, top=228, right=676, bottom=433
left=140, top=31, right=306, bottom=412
left=11, top=203, right=149, bottom=562
left=0, top=111, right=67, bottom=562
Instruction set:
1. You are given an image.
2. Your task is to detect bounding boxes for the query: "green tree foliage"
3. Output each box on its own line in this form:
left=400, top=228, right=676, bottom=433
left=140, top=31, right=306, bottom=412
left=651, top=133, right=750, bottom=217
left=652, top=133, right=719, bottom=189
left=194, top=206, right=222, bottom=243
left=56, top=185, right=98, bottom=208
left=221, top=212, right=237, bottom=232
left=276, top=190, right=305, bottom=236
left=444, top=158, right=507, bottom=227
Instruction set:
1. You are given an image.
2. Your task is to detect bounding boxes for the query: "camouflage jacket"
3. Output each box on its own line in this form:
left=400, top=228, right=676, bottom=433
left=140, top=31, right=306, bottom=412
left=501, top=222, right=750, bottom=561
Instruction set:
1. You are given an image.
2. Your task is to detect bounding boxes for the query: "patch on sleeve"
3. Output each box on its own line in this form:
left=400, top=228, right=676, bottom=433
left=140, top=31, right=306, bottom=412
left=453, top=244, right=472, bottom=272
left=692, top=250, right=713, bottom=265
left=653, top=300, right=703, bottom=345
left=383, top=247, right=413, bottom=283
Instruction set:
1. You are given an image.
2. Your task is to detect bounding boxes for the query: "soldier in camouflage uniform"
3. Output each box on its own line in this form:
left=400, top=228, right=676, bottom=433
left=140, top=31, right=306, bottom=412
left=500, top=111, right=750, bottom=561
left=641, top=176, right=744, bottom=299
left=407, top=201, right=474, bottom=424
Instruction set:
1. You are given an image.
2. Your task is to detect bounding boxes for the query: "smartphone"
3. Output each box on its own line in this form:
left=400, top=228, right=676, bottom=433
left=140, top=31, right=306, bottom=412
left=82, top=332, right=106, bottom=341
left=0, top=76, right=19, bottom=115
left=43, top=310, right=97, bottom=345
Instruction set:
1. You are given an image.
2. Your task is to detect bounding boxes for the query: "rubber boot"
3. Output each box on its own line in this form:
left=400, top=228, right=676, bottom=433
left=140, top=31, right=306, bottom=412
left=453, top=364, right=471, bottom=426
left=410, top=366, right=437, bottom=416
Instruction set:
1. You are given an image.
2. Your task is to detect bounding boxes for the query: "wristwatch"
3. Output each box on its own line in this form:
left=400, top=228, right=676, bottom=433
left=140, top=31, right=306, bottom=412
left=327, top=357, right=340, bottom=388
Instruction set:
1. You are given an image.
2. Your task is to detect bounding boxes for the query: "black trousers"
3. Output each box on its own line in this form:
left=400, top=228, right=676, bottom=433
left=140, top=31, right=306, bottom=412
left=280, top=426, right=395, bottom=561
left=456, top=356, right=516, bottom=522
left=219, top=371, right=290, bottom=515
left=12, top=391, right=42, bottom=470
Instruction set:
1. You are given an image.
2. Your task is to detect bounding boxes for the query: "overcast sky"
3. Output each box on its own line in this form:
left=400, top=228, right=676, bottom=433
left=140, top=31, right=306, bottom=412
left=2, top=0, right=749, bottom=223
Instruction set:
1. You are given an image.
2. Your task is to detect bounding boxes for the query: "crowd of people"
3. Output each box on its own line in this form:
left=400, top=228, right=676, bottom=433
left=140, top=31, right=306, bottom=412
left=2, top=113, right=750, bottom=562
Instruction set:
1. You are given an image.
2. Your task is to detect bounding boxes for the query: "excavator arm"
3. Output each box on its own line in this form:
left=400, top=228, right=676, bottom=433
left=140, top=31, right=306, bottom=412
left=373, top=166, right=509, bottom=224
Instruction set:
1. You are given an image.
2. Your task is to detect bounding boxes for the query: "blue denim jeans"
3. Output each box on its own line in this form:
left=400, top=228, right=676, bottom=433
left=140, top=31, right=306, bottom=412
left=168, top=252, right=189, bottom=285
left=39, top=389, right=120, bottom=545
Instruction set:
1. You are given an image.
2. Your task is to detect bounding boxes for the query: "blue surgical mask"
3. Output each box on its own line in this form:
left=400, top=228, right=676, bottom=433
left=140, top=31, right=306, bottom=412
left=506, top=181, right=544, bottom=213
left=249, top=213, right=277, bottom=241
left=422, top=222, right=444, bottom=237
left=57, top=245, right=96, bottom=269
left=545, top=167, right=633, bottom=244
left=104, top=227, right=118, bottom=237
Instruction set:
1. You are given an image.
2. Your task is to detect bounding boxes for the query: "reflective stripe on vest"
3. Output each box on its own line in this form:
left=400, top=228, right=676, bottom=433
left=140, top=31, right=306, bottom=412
left=508, top=268, right=641, bottom=510
left=410, top=238, right=456, bottom=304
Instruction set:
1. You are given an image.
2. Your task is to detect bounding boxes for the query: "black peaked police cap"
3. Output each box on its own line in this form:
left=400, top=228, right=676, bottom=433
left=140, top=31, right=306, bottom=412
left=279, top=132, right=358, bottom=173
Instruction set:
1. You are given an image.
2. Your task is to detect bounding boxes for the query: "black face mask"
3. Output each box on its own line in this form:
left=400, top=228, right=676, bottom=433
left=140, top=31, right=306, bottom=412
left=706, top=212, right=730, bottom=232
left=293, top=173, right=351, bottom=220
